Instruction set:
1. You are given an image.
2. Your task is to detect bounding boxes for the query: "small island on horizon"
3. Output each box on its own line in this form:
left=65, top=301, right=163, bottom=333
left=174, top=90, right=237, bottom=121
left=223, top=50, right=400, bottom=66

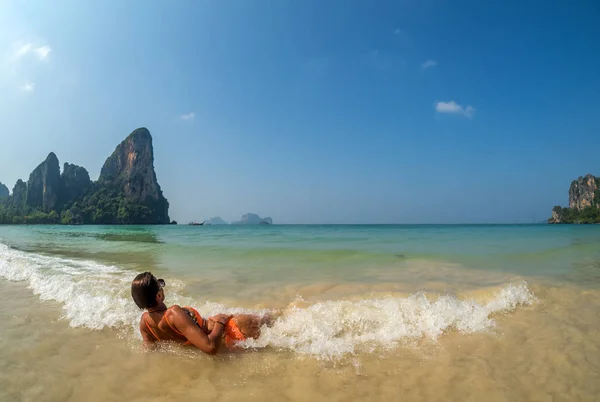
left=188, top=214, right=273, bottom=226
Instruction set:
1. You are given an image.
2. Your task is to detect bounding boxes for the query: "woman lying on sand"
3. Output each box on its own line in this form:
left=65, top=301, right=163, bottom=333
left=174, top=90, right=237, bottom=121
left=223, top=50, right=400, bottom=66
left=131, top=272, right=271, bottom=354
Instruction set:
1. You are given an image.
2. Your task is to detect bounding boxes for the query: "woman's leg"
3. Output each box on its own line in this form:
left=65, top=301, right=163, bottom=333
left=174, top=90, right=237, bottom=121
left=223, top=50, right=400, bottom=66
left=230, top=313, right=275, bottom=339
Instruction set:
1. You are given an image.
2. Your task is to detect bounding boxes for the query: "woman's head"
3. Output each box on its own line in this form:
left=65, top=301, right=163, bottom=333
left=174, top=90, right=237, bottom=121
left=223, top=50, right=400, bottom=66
left=131, top=272, right=165, bottom=309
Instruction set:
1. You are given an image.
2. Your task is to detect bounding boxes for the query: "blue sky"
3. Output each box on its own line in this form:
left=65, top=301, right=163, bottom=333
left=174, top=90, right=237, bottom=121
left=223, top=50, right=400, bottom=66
left=1, top=1, right=599, bottom=224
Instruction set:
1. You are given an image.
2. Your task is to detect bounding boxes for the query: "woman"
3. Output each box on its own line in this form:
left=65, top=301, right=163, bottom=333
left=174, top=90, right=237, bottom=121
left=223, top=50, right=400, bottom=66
left=131, top=272, right=269, bottom=354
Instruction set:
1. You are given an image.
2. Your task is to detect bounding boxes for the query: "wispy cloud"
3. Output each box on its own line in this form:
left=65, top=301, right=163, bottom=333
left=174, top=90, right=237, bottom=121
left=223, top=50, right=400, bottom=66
left=34, top=45, right=51, bottom=60
left=14, top=43, right=33, bottom=59
left=421, top=59, right=437, bottom=69
left=10, top=42, right=52, bottom=61
left=435, top=101, right=475, bottom=118
left=393, top=28, right=401, bottom=35
left=180, top=112, right=195, bottom=121
left=3, top=38, right=53, bottom=94
left=20, top=81, right=35, bottom=92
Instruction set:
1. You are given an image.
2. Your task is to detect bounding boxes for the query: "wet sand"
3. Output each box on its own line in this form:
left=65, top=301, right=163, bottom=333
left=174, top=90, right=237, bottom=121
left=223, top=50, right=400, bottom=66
left=2, top=225, right=600, bottom=401
left=2, top=278, right=600, bottom=402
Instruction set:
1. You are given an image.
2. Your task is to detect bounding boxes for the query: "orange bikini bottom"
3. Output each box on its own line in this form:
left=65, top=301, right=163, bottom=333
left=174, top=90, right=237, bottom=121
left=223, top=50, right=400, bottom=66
left=183, top=306, right=246, bottom=348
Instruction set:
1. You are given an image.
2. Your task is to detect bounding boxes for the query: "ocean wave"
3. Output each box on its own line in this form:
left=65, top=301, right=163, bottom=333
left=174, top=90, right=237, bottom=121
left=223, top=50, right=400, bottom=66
left=0, top=242, right=535, bottom=358
left=241, top=282, right=535, bottom=358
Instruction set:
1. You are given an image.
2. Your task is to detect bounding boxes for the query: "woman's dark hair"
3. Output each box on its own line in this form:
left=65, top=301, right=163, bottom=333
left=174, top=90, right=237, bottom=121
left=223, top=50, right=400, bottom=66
left=131, top=272, right=161, bottom=309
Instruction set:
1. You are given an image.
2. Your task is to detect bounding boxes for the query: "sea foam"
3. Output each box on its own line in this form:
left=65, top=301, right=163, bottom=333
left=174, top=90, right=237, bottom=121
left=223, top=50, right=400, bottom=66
left=0, top=242, right=535, bottom=358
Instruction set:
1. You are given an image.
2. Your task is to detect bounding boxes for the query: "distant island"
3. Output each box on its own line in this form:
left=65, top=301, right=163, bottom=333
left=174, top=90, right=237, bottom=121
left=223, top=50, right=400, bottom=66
left=204, top=217, right=228, bottom=225
left=232, top=213, right=272, bottom=225
left=0, top=127, right=171, bottom=225
left=549, top=174, right=600, bottom=224
left=194, top=214, right=273, bottom=226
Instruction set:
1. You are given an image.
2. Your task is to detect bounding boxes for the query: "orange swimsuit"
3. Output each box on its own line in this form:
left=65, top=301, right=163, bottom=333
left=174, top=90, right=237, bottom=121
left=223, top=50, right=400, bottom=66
left=143, top=306, right=246, bottom=349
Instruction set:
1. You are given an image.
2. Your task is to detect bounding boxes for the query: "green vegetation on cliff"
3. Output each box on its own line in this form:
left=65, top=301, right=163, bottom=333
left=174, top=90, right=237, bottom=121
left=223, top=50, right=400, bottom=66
left=551, top=205, right=600, bottom=224
left=549, top=175, right=600, bottom=224
left=0, top=128, right=170, bottom=225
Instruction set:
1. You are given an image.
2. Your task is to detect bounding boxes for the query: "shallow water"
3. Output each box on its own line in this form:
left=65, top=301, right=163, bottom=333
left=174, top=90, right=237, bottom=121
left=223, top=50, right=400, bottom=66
left=1, top=224, right=599, bottom=401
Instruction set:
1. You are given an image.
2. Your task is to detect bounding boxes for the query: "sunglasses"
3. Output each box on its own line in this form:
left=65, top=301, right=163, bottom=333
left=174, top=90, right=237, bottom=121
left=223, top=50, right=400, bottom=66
left=157, top=278, right=166, bottom=288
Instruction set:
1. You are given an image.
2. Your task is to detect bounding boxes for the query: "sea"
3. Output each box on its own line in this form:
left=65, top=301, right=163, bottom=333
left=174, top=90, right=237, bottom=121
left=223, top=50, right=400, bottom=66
left=0, top=224, right=599, bottom=401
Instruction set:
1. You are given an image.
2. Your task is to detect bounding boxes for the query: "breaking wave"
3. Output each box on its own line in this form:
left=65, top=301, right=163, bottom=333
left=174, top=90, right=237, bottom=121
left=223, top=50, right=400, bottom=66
left=0, top=242, right=535, bottom=358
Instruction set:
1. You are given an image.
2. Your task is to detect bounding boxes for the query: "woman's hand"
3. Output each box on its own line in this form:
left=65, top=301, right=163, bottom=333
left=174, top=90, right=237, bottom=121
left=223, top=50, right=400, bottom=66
left=209, top=314, right=232, bottom=326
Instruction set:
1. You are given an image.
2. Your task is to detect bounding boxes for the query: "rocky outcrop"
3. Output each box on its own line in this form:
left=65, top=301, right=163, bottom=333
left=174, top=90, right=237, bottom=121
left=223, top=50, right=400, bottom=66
left=549, top=207, right=563, bottom=224
left=12, top=179, right=27, bottom=207
left=549, top=174, right=600, bottom=224
left=99, top=127, right=170, bottom=223
left=59, top=163, right=91, bottom=208
left=569, top=174, right=598, bottom=211
left=0, top=182, right=8, bottom=198
left=232, top=213, right=273, bottom=225
left=0, top=127, right=171, bottom=225
left=26, top=152, right=61, bottom=212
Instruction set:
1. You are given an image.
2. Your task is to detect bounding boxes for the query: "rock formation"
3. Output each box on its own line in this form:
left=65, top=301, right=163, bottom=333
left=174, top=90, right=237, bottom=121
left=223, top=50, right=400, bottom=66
left=0, top=182, right=8, bottom=198
left=549, top=174, right=600, bottom=224
left=12, top=179, right=27, bottom=207
left=569, top=174, right=597, bottom=211
left=232, top=213, right=273, bottom=225
left=549, top=207, right=563, bottom=224
left=0, top=127, right=171, bottom=225
left=59, top=163, right=91, bottom=208
left=99, top=127, right=170, bottom=223
left=26, top=152, right=61, bottom=212
left=260, top=217, right=273, bottom=225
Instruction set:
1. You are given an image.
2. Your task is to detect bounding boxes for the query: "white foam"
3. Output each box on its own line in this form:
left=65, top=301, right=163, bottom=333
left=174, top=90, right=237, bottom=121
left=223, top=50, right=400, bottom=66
left=0, top=242, right=536, bottom=358
left=0, top=242, right=254, bottom=332
left=0, top=242, right=143, bottom=330
left=241, top=284, right=536, bottom=358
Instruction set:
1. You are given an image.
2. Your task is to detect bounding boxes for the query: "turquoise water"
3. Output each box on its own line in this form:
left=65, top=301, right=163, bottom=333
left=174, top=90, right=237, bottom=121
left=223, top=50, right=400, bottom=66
left=2, top=224, right=599, bottom=281
left=1, top=224, right=599, bottom=357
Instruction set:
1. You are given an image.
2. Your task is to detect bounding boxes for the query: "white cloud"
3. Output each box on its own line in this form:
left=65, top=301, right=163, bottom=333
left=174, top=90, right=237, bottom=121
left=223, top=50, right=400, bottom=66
left=10, top=42, right=51, bottom=61
left=422, top=59, right=437, bottom=69
left=20, top=81, right=35, bottom=92
left=34, top=45, right=51, bottom=60
left=435, top=101, right=475, bottom=118
left=180, top=112, right=195, bottom=121
left=14, top=43, right=33, bottom=59
left=3, top=38, right=52, bottom=93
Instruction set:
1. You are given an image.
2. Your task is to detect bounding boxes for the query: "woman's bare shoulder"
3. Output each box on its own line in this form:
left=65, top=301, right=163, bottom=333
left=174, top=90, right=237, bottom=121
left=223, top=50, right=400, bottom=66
left=166, top=305, right=185, bottom=318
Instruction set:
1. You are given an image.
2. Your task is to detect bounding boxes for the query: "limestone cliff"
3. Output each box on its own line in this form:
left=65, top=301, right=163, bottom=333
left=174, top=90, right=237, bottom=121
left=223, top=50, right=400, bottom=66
left=549, top=206, right=563, bottom=224
left=0, top=127, right=171, bottom=225
left=59, top=163, right=91, bottom=208
left=0, top=182, right=8, bottom=198
left=99, top=128, right=170, bottom=223
left=549, top=174, right=600, bottom=224
left=26, top=152, right=61, bottom=212
left=569, top=174, right=598, bottom=211
left=12, top=179, right=27, bottom=207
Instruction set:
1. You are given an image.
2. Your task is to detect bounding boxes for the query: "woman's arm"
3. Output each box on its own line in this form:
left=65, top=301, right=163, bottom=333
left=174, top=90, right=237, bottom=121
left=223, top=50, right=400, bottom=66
left=169, top=306, right=229, bottom=355
left=139, top=318, right=157, bottom=351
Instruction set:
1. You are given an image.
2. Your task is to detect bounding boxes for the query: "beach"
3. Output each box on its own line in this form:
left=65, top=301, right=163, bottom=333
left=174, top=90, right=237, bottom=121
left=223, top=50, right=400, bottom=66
left=1, top=224, right=600, bottom=401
